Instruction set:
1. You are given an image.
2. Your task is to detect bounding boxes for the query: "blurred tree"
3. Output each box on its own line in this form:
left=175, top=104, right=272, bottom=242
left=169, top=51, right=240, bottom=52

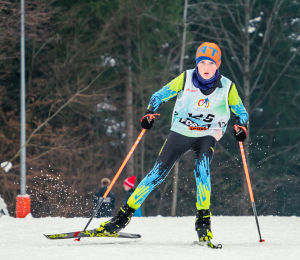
left=0, top=0, right=185, bottom=217
left=1, top=0, right=299, bottom=218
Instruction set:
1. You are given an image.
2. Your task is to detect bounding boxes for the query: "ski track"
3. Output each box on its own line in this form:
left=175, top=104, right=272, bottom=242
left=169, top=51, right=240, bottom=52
left=1, top=215, right=300, bottom=260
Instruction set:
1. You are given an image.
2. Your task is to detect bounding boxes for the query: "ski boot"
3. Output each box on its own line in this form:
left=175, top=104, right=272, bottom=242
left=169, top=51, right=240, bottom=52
left=195, top=209, right=213, bottom=246
left=97, top=204, right=135, bottom=234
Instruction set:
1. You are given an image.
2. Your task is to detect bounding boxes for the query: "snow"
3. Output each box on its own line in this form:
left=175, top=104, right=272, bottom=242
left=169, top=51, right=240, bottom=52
left=291, top=18, right=300, bottom=25
left=1, top=215, right=299, bottom=260
left=248, top=26, right=256, bottom=33
left=249, top=17, right=261, bottom=23
left=0, top=161, right=12, bottom=173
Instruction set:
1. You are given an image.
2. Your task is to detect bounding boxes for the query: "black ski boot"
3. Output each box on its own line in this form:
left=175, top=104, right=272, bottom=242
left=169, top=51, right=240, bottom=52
left=97, top=204, right=135, bottom=234
left=195, top=209, right=213, bottom=244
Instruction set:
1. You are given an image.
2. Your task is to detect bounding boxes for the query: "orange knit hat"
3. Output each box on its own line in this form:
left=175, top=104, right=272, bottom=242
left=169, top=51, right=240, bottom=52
left=195, top=42, right=221, bottom=68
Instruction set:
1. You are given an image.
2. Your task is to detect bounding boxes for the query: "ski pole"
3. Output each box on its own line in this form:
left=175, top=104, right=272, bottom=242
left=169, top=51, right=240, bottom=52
left=76, top=114, right=160, bottom=241
left=234, top=125, right=264, bottom=243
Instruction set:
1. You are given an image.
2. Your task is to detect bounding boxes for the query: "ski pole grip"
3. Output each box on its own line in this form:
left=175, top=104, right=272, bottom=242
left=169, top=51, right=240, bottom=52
left=141, top=113, right=160, bottom=123
left=148, top=113, right=160, bottom=120
left=234, top=124, right=247, bottom=137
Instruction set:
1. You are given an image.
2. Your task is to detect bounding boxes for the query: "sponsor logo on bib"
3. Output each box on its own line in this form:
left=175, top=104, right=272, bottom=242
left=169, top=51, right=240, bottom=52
left=189, top=126, right=209, bottom=131
left=198, top=98, right=210, bottom=108
left=186, top=88, right=197, bottom=92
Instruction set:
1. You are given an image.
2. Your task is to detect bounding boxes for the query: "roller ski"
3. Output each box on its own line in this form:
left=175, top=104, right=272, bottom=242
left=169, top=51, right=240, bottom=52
left=44, top=229, right=141, bottom=240
left=195, top=209, right=222, bottom=249
left=45, top=204, right=139, bottom=241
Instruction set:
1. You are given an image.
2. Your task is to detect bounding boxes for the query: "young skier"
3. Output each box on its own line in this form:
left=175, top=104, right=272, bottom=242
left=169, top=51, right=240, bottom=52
left=97, top=42, right=249, bottom=243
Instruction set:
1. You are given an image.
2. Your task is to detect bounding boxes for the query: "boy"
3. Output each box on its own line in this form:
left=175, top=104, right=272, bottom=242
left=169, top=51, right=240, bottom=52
left=97, top=42, right=248, bottom=243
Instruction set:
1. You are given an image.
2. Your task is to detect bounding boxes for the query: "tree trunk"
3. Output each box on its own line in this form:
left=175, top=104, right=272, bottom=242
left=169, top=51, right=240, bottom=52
left=171, top=0, right=188, bottom=217
left=141, top=88, right=145, bottom=215
left=171, top=164, right=179, bottom=216
left=125, top=10, right=134, bottom=177
left=241, top=0, right=251, bottom=215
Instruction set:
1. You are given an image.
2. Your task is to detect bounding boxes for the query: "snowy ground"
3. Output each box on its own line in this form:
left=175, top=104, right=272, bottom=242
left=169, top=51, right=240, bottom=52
left=1, top=215, right=300, bottom=260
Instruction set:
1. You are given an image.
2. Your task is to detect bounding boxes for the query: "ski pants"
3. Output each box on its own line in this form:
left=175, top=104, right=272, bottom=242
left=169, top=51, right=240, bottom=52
left=127, top=131, right=216, bottom=211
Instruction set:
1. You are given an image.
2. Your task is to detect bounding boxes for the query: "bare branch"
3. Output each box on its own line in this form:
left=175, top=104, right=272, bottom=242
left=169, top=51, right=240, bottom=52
left=256, top=140, right=300, bottom=166
left=215, top=6, right=244, bottom=73
left=251, top=44, right=300, bottom=114
left=10, top=68, right=108, bottom=162
left=250, top=0, right=284, bottom=73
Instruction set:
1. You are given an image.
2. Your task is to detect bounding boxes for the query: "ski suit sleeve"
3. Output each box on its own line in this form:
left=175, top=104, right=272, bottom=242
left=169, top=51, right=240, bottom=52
left=228, top=83, right=249, bottom=127
left=147, top=72, right=185, bottom=112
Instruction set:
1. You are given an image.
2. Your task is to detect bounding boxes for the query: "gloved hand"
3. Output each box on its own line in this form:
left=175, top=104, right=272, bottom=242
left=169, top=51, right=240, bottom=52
left=141, top=111, right=155, bottom=129
left=234, top=125, right=247, bottom=142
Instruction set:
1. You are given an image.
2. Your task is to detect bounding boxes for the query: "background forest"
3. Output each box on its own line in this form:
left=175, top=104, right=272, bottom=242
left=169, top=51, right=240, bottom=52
left=1, top=0, right=300, bottom=218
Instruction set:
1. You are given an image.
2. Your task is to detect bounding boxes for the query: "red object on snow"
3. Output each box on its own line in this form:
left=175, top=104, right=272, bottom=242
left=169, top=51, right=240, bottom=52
left=16, top=194, right=31, bottom=218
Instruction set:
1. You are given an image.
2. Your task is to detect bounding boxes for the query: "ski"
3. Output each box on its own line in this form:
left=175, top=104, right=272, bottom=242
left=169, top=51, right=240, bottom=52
left=194, top=240, right=222, bottom=249
left=44, top=229, right=141, bottom=240
left=206, top=241, right=222, bottom=249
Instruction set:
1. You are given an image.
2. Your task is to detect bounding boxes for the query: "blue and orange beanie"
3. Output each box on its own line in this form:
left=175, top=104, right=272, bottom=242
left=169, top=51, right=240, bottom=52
left=195, top=42, right=221, bottom=69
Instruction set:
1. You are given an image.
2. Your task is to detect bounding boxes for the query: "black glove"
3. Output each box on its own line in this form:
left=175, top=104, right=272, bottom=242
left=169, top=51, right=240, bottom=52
left=234, top=125, right=247, bottom=142
left=141, top=111, right=155, bottom=129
